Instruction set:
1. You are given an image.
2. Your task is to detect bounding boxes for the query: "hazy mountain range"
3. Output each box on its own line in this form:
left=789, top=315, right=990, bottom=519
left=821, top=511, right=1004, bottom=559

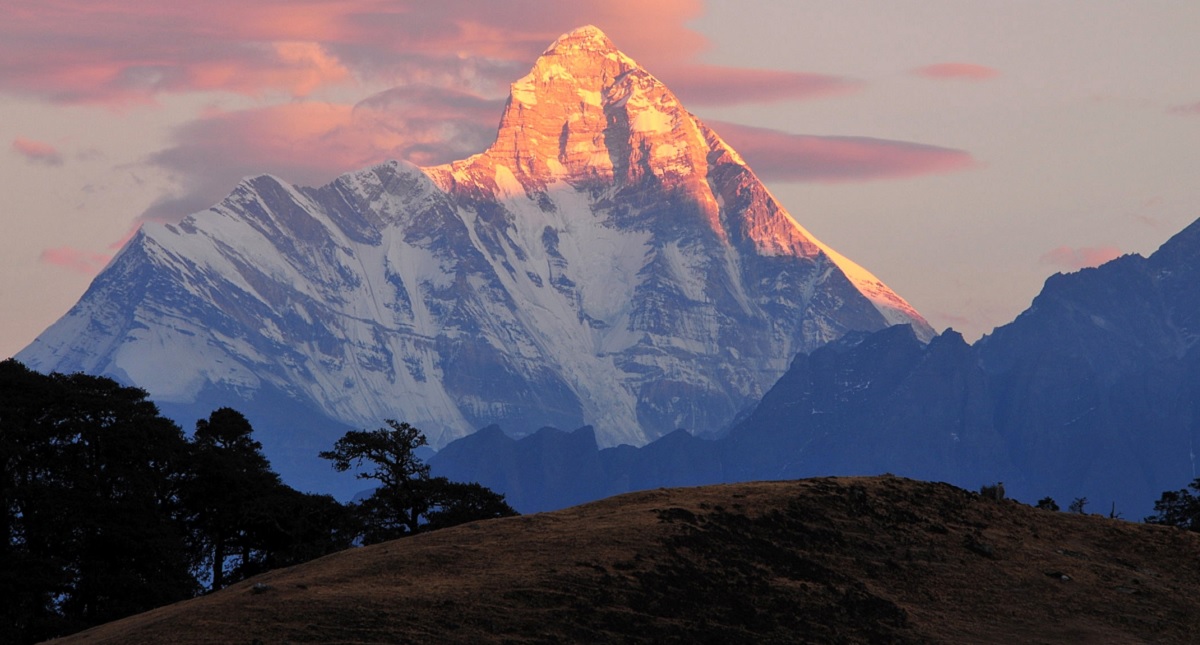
left=431, top=216, right=1200, bottom=517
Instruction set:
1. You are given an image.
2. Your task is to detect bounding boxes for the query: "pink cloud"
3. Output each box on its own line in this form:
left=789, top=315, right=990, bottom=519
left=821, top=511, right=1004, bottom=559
left=0, top=1, right=709, bottom=105
left=912, top=63, right=1000, bottom=80
left=1, top=1, right=852, bottom=111
left=1039, top=245, right=1122, bottom=271
left=660, top=64, right=859, bottom=106
left=182, top=42, right=351, bottom=97
left=7, top=1, right=960, bottom=224
left=139, top=96, right=980, bottom=224
left=40, top=246, right=112, bottom=275
left=709, top=121, right=977, bottom=183
left=1169, top=101, right=1200, bottom=116
left=12, top=137, right=64, bottom=165
left=930, top=311, right=976, bottom=330
left=139, top=86, right=504, bottom=221
left=0, top=1, right=363, bottom=104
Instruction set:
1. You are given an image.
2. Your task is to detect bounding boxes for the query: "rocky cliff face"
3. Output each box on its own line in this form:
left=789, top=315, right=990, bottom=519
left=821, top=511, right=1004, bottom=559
left=17, top=26, right=930, bottom=492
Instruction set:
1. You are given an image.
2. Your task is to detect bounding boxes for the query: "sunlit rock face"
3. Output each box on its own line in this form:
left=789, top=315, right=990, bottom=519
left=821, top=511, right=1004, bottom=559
left=18, top=26, right=930, bottom=488
left=431, top=27, right=716, bottom=194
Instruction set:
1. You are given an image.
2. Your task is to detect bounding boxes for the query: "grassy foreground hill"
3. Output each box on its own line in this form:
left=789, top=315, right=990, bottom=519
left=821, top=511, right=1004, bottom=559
left=51, top=476, right=1200, bottom=644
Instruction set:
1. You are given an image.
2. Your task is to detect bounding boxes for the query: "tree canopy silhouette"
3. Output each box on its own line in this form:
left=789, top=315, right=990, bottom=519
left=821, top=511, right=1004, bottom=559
left=0, top=359, right=196, bottom=643
left=184, top=408, right=356, bottom=589
left=0, top=360, right=355, bottom=644
left=321, top=420, right=516, bottom=543
left=1146, top=478, right=1200, bottom=530
left=3, top=361, right=513, bottom=643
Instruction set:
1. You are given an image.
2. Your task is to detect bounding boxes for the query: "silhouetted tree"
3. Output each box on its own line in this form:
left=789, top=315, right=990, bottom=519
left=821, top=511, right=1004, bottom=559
left=184, top=408, right=284, bottom=589
left=320, top=420, right=430, bottom=489
left=1145, top=478, right=1200, bottom=530
left=233, top=486, right=358, bottom=579
left=321, top=420, right=516, bottom=543
left=320, top=420, right=431, bottom=539
left=423, top=479, right=517, bottom=531
left=1, top=359, right=67, bottom=644
left=184, top=408, right=357, bottom=589
left=1, top=361, right=355, bottom=644
left=0, top=360, right=197, bottom=643
left=1069, top=497, right=1088, bottom=514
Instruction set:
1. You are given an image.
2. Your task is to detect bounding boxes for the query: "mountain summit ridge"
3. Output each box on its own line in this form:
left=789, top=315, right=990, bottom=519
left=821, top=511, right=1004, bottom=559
left=18, top=26, right=930, bottom=493
left=425, top=24, right=927, bottom=331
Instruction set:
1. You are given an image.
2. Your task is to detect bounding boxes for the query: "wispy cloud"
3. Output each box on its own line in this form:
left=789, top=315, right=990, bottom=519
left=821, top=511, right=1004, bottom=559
left=1039, top=245, right=1122, bottom=271
left=39, top=246, right=112, bottom=274
left=912, top=63, right=1000, bottom=80
left=1, top=1, right=861, bottom=113
left=0, top=1, right=708, bottom=105
left=709, top=121, right=977, bottom=183
left=140, top=101, right=981, bottom=224
left=661, top=65, right=859, bottom=106
left=1168, top=101, right=1200, bottom=116
left=930, top=311, right=977, bottom=331
left=12, top=137, right=64, bottom=165
left=5, top=2, right=987, bottom=227
left=138, top=86, right=503, bottom=222
left=0, top=1, right=365, bottom=104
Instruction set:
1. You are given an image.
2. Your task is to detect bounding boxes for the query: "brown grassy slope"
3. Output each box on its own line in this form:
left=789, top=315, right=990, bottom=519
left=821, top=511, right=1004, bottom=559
left=51, top=476, right=1200, bottom=644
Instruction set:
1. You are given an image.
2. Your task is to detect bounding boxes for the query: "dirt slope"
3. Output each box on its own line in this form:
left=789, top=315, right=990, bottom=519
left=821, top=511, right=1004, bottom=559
left=51, top=476, right=1200, bottom=644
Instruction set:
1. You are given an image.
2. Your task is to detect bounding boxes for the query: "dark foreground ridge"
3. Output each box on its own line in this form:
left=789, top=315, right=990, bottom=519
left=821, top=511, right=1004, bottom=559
left=51, top=476, right=1200, bottom=644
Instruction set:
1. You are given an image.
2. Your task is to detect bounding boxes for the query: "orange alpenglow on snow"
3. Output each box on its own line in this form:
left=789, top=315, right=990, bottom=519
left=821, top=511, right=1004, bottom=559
left=426, top=25, right=930, bottom=335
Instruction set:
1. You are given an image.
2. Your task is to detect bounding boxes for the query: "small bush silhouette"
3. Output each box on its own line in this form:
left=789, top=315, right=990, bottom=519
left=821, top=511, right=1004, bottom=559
left=979, top=482, right=1006, bottom=501
left=1036, top=497, right=1060, bottom=511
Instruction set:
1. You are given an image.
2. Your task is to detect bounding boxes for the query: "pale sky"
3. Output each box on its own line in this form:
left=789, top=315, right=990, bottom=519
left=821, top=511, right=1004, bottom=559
left=3, top=1, right=1199, bottom=359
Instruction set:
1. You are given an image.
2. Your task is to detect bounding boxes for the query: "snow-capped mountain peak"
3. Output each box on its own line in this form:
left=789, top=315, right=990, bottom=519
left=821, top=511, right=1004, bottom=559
left=19, top=27, right=932, bottom=493
left=428, top=25, right=925, bottom=332
left=429, top=24, right=706, bottom=191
